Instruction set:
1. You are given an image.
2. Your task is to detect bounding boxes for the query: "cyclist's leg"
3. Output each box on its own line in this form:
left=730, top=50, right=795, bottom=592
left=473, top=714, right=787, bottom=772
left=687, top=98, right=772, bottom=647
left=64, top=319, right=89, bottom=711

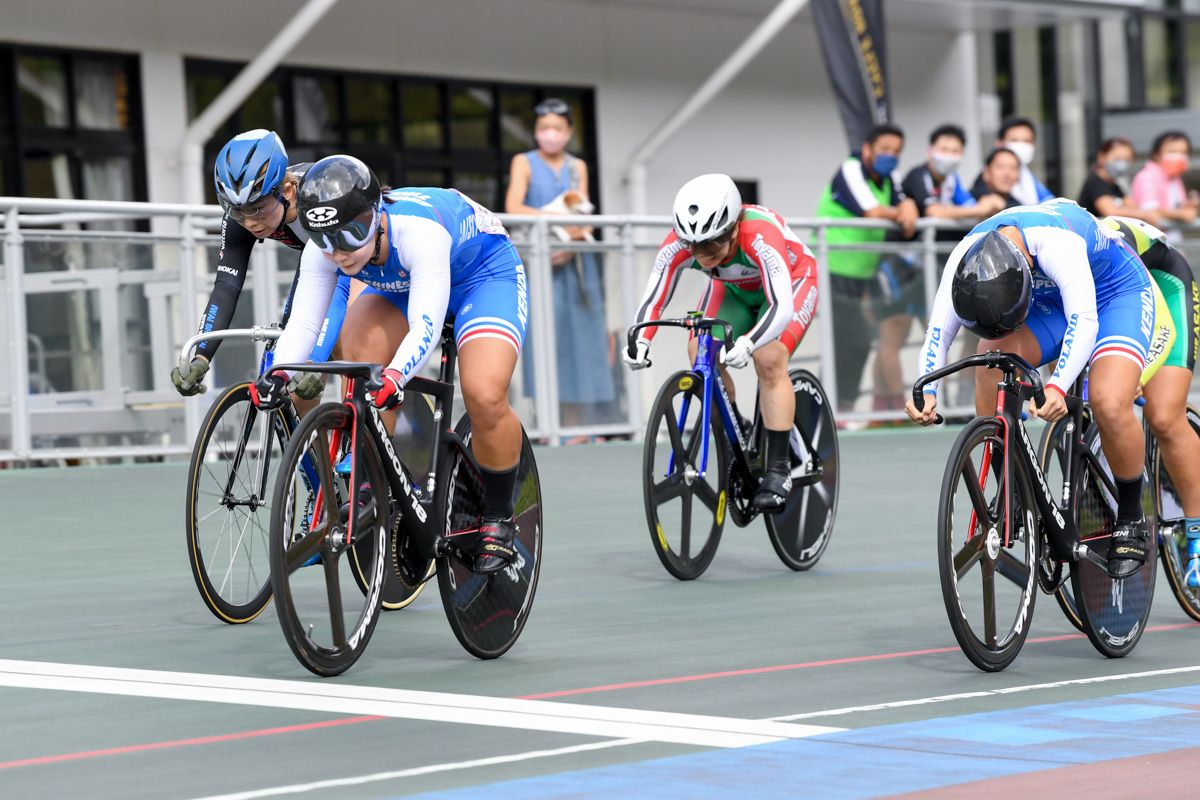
left=292, top=275, right=355, bottom=418
left=972, top=295, right=1060, bottom=418
left=339, top=287, right=411, bottom=435
left=454, top=250, right=529, bottom=572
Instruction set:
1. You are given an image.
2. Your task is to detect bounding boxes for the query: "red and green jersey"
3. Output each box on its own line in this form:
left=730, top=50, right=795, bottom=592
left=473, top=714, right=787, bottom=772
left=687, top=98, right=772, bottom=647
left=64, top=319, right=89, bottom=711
left=634, top=205, right=817, bottom=347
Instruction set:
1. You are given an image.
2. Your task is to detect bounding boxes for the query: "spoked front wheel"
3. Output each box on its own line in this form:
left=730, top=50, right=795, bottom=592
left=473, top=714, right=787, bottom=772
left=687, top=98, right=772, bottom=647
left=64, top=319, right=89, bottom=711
left=185, top=383, right=295, bottom=624
left=642, top=371, right=728, bottom=580
left=765, top=369, right=839, bottom=571
left=1071, top=426, right=1157, bottom=658
left=435, top=416, right=543, bottom=660
left=938, top=417, right=1038, bottom=672
left=269, top=403, right=388, bottom=676
left=1154, top=405, right=1200, bottom=621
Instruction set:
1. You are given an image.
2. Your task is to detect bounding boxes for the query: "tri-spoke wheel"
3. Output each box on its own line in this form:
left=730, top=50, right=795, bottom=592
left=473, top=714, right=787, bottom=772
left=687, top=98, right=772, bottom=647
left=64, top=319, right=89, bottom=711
left=186, top=383, right=295, bottom=624
left=643, top=371, right=728, bottom=580
left=765, top=369, right=839, bottom=571
left=1153, top=405, right=1200, bottom=622
left=435, top=415, right=543, bottom=659
left=269, top=403, right=388, bottom=676
left=1071, top=427, right=1157, bottom=658
left=938, top=417, right=1038, bottom=672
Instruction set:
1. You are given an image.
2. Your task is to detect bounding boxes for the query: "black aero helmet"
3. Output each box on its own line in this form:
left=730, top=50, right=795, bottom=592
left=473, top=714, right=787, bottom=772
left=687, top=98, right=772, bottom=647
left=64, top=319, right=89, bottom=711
left=297, top=155, right=382, bottom=253
left=951, top=230, right=1032, bottom=339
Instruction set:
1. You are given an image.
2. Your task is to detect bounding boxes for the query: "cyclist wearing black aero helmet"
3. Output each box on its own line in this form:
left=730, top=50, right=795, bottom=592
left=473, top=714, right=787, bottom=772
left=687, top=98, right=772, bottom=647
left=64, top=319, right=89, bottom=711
left=908, top=200, right=1162, bottom=579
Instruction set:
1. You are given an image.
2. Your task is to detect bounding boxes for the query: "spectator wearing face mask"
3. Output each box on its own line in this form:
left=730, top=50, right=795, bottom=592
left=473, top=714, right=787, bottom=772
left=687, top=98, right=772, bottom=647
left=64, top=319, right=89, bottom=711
left=816, top=122, right=919, bottom=412
left=1132, top=131, right=1198, bottom=243
left=902, top=124, right=1006, bottom=240
left=972, top=148, right=1023, bottom=210
left=971, top=116, right=1053, bottom=207
left=506, top=97, right=614, bottom=442
left=1078, top=136, right=1160, bottom=226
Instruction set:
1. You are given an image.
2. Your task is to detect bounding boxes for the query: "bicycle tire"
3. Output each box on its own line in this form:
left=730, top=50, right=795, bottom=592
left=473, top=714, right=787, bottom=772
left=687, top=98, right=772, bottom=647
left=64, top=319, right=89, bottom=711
left=347, top=395, right=437, bottom=610
left=1070, top=425, right=1157, bottom=658
left=938, top=416, right=1038, bottom=672
left=436, top=415, right=543, bottom=660
left=269, top=402, right=389, bottom=676
left=1153, top=405, right=1200, bottom=621
left=185, top=382, right=293, bottom=624
left=765, top=368, right=839, bottom=571
left=1035, top=414, right=1086, bottom=631
left=642, top=371, right=728, bottom=580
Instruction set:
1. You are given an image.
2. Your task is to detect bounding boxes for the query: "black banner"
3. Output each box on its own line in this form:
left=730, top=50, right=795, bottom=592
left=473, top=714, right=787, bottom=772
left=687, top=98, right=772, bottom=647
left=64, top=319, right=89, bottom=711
left=811, top=0, right=891, bottom=152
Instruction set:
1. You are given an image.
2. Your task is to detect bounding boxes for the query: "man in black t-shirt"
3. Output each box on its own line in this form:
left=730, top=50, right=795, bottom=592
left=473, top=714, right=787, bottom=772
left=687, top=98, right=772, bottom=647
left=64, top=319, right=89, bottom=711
left=901, top=124, right=1005, bottom=242
left=971, top=148, right=1023, bottom=210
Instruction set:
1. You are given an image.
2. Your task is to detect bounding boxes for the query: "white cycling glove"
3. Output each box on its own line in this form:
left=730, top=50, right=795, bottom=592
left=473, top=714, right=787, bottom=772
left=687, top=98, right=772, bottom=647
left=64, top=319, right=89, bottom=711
left=623, top=340, right=651, bottom=370
left=720, top=336, right=755, bottom=369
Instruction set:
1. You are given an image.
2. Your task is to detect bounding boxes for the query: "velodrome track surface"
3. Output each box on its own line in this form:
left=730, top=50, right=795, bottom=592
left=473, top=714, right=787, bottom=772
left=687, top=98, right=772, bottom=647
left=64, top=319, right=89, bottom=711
left=3, top=424, right=1200, bottom=799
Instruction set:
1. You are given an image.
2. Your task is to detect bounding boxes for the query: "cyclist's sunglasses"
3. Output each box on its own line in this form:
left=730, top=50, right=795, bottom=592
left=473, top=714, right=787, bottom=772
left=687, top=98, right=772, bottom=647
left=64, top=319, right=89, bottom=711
left=311, top=206, right=380, bottom=255
left=684, top=227, right=737, bottom=256
left=223, top=191, right=283, bottom=223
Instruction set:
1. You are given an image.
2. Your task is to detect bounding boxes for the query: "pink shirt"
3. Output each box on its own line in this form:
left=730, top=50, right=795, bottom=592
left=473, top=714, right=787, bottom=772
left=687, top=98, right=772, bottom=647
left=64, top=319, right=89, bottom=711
left=1131, top=159, right=1185, bottom=211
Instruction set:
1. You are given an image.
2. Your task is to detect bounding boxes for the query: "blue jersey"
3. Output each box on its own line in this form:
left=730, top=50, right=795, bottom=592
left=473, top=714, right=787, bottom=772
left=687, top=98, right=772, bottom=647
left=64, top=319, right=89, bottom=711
left=919, top=200, right=1153, bottom=395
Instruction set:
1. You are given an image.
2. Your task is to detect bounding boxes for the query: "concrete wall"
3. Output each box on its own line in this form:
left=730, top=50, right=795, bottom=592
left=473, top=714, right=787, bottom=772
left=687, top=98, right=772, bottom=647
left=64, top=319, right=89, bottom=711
left=3, top=0, right=982, bottom=217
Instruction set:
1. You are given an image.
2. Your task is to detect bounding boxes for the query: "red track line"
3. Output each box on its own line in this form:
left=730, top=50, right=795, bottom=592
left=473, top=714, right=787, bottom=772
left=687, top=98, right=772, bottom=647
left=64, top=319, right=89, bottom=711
left=518, top=622, right=1200, bottom=700
left=0, top=715, right=386, bottom=770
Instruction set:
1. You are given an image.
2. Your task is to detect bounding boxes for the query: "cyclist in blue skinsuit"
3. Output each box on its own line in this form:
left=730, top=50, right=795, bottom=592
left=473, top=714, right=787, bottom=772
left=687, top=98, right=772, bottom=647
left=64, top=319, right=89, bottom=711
left=170, top=130, right=354, bottom=409
left=252, top=156, right=528, bottom=574
left=906, top=200, right=1157, bottom=579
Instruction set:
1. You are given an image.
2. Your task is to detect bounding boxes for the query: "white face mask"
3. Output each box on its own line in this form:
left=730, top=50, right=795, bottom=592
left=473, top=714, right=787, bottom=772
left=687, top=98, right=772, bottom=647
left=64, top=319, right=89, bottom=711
left=1005, top=141, right=1035, bottom=167
left=929, top=150, right=962, bottom=177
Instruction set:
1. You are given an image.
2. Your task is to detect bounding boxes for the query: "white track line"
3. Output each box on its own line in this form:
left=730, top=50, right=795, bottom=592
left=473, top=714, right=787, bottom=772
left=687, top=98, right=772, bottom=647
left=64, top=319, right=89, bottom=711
left=187, top=739, right=646, bottom=800
left=770, top=664, right=1200, bottom=721
left=0, top=659, right=841, bottom=749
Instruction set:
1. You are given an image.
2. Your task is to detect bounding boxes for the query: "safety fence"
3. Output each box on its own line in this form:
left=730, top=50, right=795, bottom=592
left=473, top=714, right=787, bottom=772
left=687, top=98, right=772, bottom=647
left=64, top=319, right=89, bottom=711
left=1, top=196, right=1197, bottom=464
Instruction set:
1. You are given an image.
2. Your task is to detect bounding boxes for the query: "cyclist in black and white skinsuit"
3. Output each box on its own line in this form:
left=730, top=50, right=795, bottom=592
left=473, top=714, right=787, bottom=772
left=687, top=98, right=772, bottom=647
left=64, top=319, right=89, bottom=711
left=170, top=130, right=355, bottom=408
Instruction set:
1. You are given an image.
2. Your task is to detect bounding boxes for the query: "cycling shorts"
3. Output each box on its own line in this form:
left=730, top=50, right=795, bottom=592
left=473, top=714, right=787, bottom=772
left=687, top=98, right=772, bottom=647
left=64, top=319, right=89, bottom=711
left=1027, top=281, right=1173, bottom=386
left=362, top=247, right=528, bottom=355
left=1148, top=245, right=1199, bottom=371
left=695, top=269, right=819, bottom=356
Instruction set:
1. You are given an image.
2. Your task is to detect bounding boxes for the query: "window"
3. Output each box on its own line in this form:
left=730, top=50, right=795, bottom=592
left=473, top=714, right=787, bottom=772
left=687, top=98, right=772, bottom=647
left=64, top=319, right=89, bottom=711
left=0, top=44, right=146, bottom=201
left=186, top=59, right=599, bottom=212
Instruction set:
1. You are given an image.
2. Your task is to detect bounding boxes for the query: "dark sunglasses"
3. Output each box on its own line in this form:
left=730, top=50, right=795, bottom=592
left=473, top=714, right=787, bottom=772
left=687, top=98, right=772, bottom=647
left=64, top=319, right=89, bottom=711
left=534, top=98, right=573, bottom=123
left=224, top=191, right=282, bottom=223
left=685, top=227, right=737, bottom=255
left=311, top=207, right=380, bottom=255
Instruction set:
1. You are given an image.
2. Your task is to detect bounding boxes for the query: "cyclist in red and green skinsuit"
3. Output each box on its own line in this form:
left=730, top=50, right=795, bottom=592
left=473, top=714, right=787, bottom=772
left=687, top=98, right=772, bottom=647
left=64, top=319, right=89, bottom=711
left=625, top=174, right=820, bottom=511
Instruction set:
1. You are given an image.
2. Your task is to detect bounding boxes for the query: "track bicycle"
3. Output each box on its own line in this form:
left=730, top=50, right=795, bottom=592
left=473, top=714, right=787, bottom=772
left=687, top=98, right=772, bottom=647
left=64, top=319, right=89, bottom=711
left=626, top=315, right=838, bottom=580
left=182, top=326, right=431, bottom=624
left=1040, top=379, right=1200, bottom=625
left=914, top=350, right=1158, bottom=672
left=266, top=321, right=543, bottom=676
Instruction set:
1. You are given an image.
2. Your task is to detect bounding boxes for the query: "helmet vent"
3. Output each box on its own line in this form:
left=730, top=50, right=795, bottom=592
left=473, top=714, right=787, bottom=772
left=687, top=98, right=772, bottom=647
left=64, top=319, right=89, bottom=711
left=688, top=204, right=699, bottom=215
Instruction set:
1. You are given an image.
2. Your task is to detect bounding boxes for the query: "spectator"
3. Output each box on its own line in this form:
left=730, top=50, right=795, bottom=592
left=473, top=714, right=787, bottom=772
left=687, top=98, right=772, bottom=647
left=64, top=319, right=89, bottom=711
left=971, top=116, right=1053, bottom=207
left=1078, top=136, right=1160, bottom=225
left=505, top=98, right=614, bottom=442
left=902, top=124, right=1006, bottom=238
left=972, top=148, right=1023, bottom=209
left=816, top=123, right=919, bottom=412
left=1132, top=130, right=1198, bottom=242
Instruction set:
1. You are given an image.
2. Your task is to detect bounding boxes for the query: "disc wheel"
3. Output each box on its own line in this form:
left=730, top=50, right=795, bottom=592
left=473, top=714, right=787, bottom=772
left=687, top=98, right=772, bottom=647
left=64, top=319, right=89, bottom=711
left=347, top=396, right=437, bottom=610
left=642, top=371, right=728, bottom=580
left=1036, top=413, right=1088, bottom=631
left=765, top=369, right=839, bottom=571
left=185, top=382, right=294, bottom=624
left=1153, top=405, right=1200, bottom=621
left=436, top=416, right=543, bottom=660
left=1071, top=426, right=1157, bottom=658
left=269, top=403, right=389, bottom=676
left=938, top=417, right=1038, bottom=672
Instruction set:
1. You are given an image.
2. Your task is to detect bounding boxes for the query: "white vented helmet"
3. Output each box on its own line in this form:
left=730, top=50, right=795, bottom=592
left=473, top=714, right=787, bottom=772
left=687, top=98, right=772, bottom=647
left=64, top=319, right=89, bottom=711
left=672, top=174, right=742, bottom=244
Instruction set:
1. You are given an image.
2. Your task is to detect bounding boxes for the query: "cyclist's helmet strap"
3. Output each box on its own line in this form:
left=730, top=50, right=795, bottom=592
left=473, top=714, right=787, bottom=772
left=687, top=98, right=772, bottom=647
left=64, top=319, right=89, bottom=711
left=213, top=130, right=289, bottom=210
left=951, top=229, right=1032, bottom=340
left=672, top=174, right=742, bottom=244
left=296, top=155, right=382, bottom=237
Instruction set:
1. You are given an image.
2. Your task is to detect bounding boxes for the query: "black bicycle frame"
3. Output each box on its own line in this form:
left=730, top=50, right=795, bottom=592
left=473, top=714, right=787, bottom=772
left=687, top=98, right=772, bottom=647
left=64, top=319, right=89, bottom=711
left=914, top=351, right=1109, bottom=564
left=272, top=323, right=487, bottom=561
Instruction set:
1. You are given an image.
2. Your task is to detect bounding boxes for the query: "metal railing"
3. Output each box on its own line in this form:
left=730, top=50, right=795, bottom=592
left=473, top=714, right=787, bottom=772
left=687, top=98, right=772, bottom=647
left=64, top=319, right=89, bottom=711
left=2, top=195, right=1197, bottom=463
